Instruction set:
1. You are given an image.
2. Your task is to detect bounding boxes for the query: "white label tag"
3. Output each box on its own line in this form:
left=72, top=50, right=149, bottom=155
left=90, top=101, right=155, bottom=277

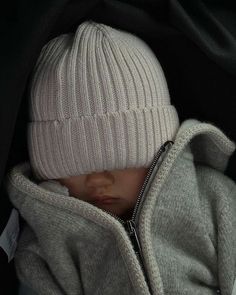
left=0, top=208, right=20, bottom=262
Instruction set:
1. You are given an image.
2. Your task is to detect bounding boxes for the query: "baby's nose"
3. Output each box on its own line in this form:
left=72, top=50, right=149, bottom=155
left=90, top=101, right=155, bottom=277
left=85, top=171, right=115, bottom=188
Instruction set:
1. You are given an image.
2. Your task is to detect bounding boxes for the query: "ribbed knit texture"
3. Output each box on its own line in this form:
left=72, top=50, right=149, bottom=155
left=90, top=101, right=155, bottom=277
left=7, top=119, right=236, bottom=295
left=28, top=20, right=179, bottom=180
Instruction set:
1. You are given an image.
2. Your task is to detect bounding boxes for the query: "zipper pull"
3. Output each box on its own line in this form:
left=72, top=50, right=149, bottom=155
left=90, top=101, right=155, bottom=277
left=125, top=220, right=143, bottom=258
left=125, top=220, right=153, bottom=294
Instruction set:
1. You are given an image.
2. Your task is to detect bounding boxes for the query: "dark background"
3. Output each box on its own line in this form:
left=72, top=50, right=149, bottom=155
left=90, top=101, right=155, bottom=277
left=1, top=0, right=236, bottom=293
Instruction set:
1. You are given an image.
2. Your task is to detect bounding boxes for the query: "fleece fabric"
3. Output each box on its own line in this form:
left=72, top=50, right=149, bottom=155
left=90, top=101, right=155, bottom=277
left=6, top=119, right=236, bottom=295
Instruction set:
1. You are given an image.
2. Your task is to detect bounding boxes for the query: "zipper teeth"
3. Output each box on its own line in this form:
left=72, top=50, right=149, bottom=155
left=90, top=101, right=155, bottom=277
left=99, top=141, right=173, bottom=225
left=131, top=141, right=173, bottom=221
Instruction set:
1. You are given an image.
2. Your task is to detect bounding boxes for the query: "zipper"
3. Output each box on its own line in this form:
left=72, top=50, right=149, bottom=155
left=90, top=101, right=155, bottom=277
left=130, top=140, right=174, bottom=225
left=125, top=219, right=143, bottom=261
left=101, top=141, right=173, bottom=226
left=124, top=141, right=173, bottom=256
left=100, top=141, right=173, bottom=292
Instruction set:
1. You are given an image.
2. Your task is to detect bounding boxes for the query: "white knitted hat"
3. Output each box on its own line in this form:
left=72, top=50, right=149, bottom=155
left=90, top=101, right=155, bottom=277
left=28, top=20, right=179, bottom=180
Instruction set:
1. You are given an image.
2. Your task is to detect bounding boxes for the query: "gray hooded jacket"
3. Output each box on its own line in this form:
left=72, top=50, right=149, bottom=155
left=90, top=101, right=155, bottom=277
left=6, top=119, right=236, bottom=295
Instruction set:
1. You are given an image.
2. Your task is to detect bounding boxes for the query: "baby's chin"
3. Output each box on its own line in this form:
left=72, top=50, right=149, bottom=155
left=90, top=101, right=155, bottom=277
left=119, top=208, right=133, bottom=220
left=102, top=205, right=134, bottom=221
left=90, top=204, right=133, bottom=220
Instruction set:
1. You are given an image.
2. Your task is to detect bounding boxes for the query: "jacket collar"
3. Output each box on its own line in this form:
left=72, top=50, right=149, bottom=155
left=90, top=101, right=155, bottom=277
left=175, top=119, right=235, bottom=172
left=137, top=118, right=235, bottom=237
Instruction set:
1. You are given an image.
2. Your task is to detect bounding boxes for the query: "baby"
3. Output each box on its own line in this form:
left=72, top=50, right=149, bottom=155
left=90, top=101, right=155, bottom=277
left=7, top=20, right=236, bottom=295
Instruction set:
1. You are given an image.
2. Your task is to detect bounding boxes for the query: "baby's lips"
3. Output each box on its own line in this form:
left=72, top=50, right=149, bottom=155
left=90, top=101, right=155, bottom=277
left=89, top=195, right=118, bottom=201
left=86, top=195, right=121, bottom=206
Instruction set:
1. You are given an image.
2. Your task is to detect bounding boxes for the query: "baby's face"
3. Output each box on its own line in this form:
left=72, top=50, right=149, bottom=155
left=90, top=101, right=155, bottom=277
left=58, top=167, right=149, bottom=220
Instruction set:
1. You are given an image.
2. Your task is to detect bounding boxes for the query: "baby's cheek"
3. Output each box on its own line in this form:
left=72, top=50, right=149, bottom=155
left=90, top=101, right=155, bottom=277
left=124, top=188, right=140, bottom=204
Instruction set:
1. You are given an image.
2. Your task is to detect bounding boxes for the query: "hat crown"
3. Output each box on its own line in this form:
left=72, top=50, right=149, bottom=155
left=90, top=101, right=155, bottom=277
left=30, top=21, right=170, bottom=122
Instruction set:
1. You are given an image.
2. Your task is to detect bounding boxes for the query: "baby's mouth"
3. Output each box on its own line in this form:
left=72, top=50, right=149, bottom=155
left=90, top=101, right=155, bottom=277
left=88, top=195, right=120, bottom=205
